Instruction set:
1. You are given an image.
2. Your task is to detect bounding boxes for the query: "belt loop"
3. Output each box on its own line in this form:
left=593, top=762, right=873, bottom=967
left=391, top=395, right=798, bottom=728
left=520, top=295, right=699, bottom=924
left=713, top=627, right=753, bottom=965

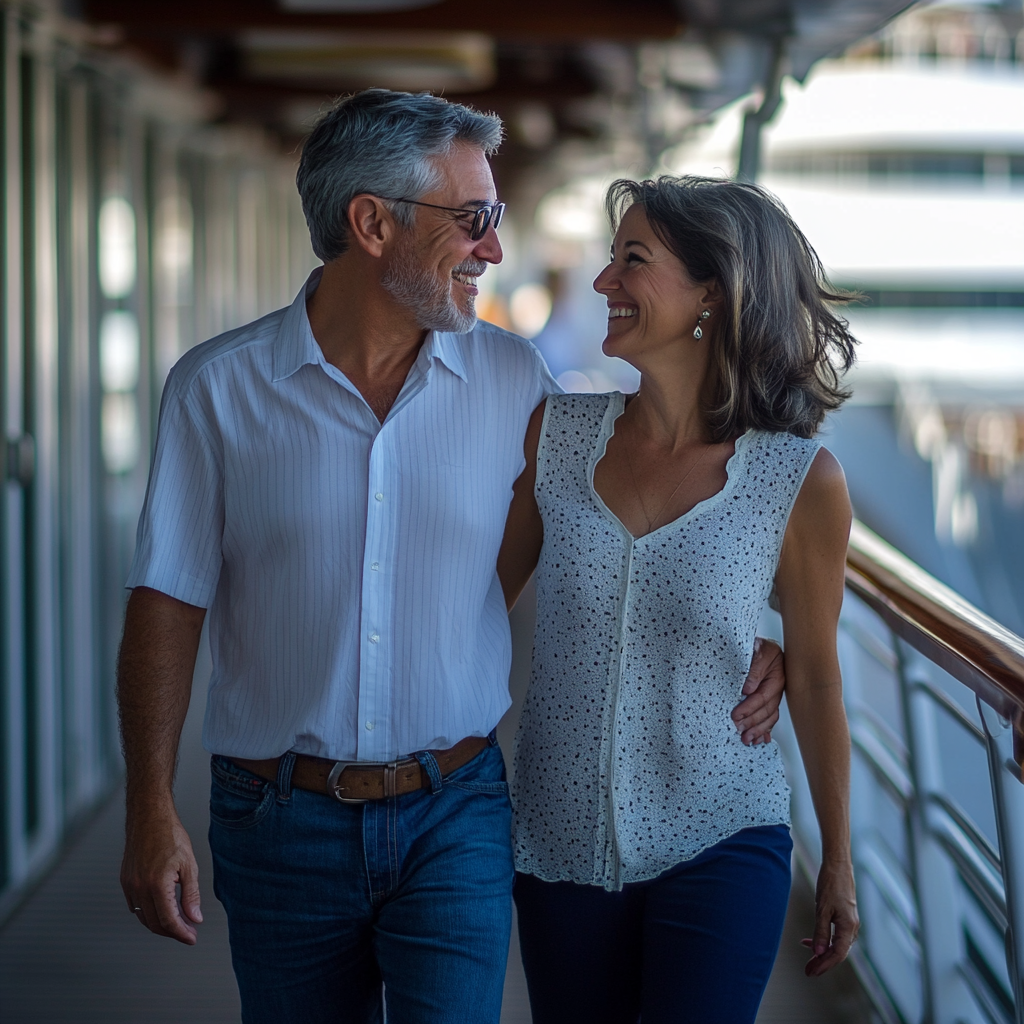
left=276, top=751, right=297, bottom=803
left=414, top=751, right=444, bottom=795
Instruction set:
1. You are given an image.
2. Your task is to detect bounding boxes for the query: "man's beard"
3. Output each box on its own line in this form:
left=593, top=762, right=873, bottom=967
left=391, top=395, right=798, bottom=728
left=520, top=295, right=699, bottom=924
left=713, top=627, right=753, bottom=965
left=381, top=236, right=485, bottom=334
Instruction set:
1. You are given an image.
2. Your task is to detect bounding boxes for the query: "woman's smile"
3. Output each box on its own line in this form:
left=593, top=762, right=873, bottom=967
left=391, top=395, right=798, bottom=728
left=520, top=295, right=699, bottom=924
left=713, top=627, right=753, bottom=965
left=607, top=303, right=637, bottom=320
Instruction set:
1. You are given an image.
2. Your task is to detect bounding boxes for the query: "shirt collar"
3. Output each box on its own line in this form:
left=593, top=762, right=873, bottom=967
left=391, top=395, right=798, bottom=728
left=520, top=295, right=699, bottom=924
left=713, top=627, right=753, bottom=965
left=421, top=329, right=469, bottom=384
left=272, top=267, right=325, bottom=383
left=272, top=265, right=470, bottom=386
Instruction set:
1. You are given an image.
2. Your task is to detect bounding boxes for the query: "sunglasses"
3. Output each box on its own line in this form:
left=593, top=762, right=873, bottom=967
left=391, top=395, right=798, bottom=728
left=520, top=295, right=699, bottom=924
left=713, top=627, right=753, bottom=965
left=380, top=197, right=505, bottom=241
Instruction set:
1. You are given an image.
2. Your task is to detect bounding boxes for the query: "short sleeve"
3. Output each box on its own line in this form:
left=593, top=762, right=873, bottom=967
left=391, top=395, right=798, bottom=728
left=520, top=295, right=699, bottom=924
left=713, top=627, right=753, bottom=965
left=526, top=340, right=563, bottom=406
left=125, top=384, right=224, bottom=607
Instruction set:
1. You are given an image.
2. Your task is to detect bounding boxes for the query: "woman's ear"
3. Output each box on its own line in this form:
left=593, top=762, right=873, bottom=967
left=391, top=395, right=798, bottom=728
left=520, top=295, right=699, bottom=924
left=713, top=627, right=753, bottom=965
left=698, top=278, right=723, bottom=312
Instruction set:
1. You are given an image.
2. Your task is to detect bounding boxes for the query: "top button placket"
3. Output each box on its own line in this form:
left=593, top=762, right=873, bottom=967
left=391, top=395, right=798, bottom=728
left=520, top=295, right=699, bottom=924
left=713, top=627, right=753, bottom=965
left=354, top=358, right=432, bottom=760
left=357, top=425, right=396, bottom=761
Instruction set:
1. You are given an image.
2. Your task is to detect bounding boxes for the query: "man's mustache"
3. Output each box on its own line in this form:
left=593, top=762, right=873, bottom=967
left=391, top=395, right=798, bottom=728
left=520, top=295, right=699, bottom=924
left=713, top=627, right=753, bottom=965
left=452, top=260, right=488, bottom=277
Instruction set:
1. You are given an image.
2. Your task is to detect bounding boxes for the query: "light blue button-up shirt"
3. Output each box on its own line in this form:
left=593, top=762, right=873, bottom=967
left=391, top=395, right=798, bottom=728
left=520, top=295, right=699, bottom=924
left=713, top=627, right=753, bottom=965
left=127, top=271, right=558, bottom=761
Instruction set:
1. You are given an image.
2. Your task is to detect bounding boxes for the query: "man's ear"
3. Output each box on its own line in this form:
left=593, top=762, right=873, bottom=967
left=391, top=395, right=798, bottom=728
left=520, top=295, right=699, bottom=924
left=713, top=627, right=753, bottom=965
left=346, top=194, right=396, bottom=258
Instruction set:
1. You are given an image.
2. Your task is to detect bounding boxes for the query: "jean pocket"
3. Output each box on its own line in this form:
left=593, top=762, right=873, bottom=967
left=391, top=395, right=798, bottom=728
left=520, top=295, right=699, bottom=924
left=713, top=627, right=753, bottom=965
left=210, top=758, right=275, bottom=830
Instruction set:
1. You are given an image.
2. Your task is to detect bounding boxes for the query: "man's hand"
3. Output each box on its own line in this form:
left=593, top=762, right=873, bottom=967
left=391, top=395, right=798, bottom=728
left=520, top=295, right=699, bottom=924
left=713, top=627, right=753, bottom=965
left=731, top=637, right=785, bottom=745
left=121, top=802, right=203, bottom=944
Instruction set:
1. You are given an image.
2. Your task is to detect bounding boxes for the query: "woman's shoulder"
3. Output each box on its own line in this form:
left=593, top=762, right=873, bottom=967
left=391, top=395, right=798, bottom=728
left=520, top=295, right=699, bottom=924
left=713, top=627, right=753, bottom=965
left=745, top=432, right=847, bottom=504
left=743, top=428, right=824, bottom=466
left=541, top=391, right=618, bottom=428
left=784, top=445, right=852, bottom=551
left=796, top=445, right=847, bottom=500
left=532, top=392, right=618, bottom=476
left=738, top=431, right=839, bottom=503
left=546, top=390, right=618, bottom=412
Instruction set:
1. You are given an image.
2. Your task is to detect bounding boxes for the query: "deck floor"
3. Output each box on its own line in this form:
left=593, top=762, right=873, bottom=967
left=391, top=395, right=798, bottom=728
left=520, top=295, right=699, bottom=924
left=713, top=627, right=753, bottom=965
left=0, top=598, right=874, bottom=1023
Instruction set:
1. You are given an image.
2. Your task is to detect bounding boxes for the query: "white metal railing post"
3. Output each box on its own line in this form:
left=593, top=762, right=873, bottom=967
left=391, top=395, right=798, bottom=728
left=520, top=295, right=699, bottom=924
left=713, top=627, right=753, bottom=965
left=901, top=645, right=979, bottom=1023
left=978, top=701, right=1024, bottom=1024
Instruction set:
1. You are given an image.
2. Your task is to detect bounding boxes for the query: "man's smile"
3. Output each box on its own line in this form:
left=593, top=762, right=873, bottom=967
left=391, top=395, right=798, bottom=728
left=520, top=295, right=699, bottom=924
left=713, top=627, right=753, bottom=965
left=452, top=260, right=487, bottom=296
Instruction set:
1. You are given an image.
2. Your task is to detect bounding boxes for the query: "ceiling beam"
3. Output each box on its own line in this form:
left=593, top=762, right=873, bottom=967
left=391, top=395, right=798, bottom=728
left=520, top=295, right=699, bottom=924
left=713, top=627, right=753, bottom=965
left=83, top=0, right=684, bottom=42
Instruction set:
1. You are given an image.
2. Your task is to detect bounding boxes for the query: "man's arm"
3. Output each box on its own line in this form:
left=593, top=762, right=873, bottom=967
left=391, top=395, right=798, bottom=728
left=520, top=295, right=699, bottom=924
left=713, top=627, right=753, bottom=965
left=117, top=586, right=206, bottom=945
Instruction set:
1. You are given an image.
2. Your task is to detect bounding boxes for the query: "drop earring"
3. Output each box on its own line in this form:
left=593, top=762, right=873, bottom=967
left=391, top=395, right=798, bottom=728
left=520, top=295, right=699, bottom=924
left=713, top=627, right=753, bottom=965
left=693, top=309, right=711, bottom=340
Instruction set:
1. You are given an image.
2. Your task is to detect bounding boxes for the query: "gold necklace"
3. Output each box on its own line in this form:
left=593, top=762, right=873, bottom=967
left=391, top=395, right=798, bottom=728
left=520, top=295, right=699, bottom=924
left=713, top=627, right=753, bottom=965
left=626, top=437, right=712, bottom=534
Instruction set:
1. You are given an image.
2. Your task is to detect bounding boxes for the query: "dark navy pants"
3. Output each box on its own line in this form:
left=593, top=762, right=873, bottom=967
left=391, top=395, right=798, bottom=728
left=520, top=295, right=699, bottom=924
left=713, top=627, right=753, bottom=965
left=514, top=825, right=793, bottom=1024
left=209, top=737, right=514, bottom=1024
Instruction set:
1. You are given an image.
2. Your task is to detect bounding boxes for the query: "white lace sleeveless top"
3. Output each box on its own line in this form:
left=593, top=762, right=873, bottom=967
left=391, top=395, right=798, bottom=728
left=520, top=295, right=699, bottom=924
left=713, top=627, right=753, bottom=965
left=511, top=392, right=821, bottom=890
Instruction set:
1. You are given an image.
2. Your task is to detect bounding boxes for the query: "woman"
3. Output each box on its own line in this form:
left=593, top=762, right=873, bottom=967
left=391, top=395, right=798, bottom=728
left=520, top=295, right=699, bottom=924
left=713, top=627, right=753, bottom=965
left=497, top=175, right=859, bottom=1023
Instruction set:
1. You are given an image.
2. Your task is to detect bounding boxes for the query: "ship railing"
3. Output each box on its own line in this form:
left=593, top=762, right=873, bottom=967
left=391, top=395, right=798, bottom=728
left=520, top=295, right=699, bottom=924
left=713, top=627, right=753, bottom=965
left=765, top=520, right=1024, bottom=1024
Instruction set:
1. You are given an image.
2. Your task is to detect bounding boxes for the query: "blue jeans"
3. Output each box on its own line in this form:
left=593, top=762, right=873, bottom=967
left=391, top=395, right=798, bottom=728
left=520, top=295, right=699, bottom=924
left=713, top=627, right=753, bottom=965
left=514, top=825, right=793, bottom=1024
left=208, top=737, right=514, bottom=1024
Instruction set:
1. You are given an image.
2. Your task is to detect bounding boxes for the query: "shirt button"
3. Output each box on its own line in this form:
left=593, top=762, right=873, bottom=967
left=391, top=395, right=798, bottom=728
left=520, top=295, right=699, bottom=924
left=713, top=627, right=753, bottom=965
left=370, top=561, right=379, bottom=571
left=365, top=720, right=375, bottom=731
left=375, top=492, right=384, bottom=502
left=368, top=632, right=380, bottom=644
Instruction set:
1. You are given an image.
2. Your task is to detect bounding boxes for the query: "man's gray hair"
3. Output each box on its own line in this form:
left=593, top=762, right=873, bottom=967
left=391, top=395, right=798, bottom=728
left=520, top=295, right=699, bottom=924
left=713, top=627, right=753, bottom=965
left=297, top=89, right=504, bottom=262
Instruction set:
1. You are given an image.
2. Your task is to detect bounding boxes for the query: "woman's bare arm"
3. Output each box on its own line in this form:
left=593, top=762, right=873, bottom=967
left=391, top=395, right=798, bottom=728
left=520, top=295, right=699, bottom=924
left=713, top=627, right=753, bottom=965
left=775, top=447, right=859, bottom=977
left=497, top=400, right=546, bottom=610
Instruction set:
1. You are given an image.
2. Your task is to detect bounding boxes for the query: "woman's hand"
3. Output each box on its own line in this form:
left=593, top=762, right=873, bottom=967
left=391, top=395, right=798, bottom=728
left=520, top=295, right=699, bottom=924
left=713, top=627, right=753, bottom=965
left=801, top=859, right=859, bottom=976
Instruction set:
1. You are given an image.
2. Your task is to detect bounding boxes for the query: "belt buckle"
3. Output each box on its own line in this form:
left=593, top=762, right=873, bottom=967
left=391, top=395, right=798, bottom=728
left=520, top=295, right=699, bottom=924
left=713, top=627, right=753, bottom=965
left=326, top=759, right=403, bottom=803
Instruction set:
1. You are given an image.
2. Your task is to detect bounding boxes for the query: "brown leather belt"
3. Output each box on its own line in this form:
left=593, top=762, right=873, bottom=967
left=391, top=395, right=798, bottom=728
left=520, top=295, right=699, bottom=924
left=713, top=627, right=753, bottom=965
left=231, top=734, right=489, bottom=804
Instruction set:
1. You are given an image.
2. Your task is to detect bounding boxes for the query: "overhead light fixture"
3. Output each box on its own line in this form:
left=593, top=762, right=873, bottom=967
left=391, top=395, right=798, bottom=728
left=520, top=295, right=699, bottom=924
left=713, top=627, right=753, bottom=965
left=278, top=1, right=441, bottom=11
left=242, top=30, right=495, bottom=92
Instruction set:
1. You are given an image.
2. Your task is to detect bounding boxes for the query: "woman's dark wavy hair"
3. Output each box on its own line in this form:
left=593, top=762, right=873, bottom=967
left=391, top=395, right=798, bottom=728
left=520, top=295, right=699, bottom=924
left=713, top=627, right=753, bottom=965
left=606, top=175, right=858, bottom=441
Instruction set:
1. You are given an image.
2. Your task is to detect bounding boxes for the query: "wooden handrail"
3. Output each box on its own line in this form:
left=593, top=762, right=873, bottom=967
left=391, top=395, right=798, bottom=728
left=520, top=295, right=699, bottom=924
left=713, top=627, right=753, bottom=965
left=845, top=520, right=1024, bottom=767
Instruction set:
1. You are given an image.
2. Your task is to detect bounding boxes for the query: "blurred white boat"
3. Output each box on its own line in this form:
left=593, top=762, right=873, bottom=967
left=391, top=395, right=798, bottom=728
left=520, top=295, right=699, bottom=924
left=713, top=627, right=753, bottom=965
left=664, top=13, right=1024, bottom=391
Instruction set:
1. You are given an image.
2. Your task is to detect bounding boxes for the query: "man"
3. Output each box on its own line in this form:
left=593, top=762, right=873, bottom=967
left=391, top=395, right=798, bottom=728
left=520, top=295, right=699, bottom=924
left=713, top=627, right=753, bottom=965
left=118, top=89, right=783, bottom=1024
